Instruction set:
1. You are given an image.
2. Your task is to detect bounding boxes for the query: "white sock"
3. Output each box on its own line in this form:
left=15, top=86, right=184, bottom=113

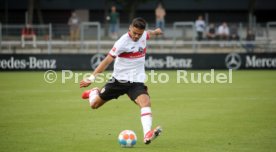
left=89, top=89, right=99, bottom=106
left=141, top=107, right=152, bottom=137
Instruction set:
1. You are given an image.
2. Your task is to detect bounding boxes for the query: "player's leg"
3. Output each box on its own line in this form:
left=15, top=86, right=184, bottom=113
left=81, top=78, right=127, bottom=109
left=129, top=84, right=162, bottom=144
left=135, top=94, right=152, bottom=137
left=82, top=87, right=106, bottom=109
left=91, top=95, right=106, bottom=109
left=135, top=94, right=162, bottom=144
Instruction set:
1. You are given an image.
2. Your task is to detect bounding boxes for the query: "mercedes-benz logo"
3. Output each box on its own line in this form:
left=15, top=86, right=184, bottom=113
left=225, top=53, right=242, bottom=70
left=90, top=54, right=106, bottom=69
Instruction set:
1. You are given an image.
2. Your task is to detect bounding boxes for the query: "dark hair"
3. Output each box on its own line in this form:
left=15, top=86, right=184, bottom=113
left=131, top=17, right=147, bottom=30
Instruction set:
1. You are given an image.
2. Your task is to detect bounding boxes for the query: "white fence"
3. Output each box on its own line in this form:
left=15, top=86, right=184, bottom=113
left=1, top=22, right=276, bottom=53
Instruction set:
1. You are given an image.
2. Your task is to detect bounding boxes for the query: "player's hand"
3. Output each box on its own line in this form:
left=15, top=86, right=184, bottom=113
left=80, top=79, right=91, bottom=88
left=155, top=28, right=163, bottom=35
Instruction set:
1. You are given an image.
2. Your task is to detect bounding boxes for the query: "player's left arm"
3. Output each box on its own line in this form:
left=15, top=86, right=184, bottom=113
left=147, top=28, right=163, bottom=38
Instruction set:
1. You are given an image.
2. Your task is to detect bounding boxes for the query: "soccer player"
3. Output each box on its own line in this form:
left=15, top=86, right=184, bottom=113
left=80, top=17, right=162, bottom=145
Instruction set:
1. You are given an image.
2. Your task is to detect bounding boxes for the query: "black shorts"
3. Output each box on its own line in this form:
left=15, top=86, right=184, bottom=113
left=99, top=77, right=149, bottom=102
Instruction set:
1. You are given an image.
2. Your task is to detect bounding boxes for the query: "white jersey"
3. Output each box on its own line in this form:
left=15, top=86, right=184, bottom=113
left=108, top=31, right=150, bottom=83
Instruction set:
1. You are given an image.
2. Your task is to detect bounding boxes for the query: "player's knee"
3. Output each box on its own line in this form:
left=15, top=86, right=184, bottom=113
left=91, top=101, right=102, bottom=109
left=142, top=100, right=151, bottom=107
left=91, top=105, right=97, bottom=109
left=90, top=103, right=99, bottom=109
left=90, top=98, right=105, bottom=109
left=137, top=99, right=151, bottom=107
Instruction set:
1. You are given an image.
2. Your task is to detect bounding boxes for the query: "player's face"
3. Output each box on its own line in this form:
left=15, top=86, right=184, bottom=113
left=129, top=26, right=144, bottom=42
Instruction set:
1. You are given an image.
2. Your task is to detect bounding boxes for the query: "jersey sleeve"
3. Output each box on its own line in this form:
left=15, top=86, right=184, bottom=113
left=108, top=39, right=125, bottom=58
left=146, top=32, right=150, bottom=40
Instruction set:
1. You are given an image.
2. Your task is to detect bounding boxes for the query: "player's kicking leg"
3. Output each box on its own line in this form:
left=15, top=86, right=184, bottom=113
left=136, top=94, right=162, bottom=145
left=144, top=125, right=162, bottom=144
left=81, top=87, right=105, bottom=109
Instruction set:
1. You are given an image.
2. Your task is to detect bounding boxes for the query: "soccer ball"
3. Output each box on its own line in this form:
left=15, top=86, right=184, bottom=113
left=118, top=130, right=137, bottom=147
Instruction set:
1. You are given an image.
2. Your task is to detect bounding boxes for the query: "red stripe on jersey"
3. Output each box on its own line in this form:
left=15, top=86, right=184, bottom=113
left=146, top=32, right=150, bottom=40
left=118, top=48, right=146, bottom=59
left=141, top=112, right=152, bottom=117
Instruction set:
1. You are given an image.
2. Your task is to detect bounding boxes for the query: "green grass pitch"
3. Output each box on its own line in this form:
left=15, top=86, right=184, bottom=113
left=0, top=70, right=276, bottom=152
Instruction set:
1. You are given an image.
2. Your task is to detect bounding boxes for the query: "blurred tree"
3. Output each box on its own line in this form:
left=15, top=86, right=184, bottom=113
left=116, top=0, right=154, bottom=22
left=104, top=0, right=112, bottom=37
left=27, top=0, right=44, bottom=24
left=248, top=0, right=256, bottom=29
left=104, top=0, right=154, bottom=36
left=27, top=0, right=47, bottom=36
left=27, top=0, right=34, bottom=23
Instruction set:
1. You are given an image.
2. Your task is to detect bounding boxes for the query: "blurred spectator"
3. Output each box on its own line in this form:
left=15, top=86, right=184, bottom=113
left=206, top=23, right=217, bottom=40
left=229, top=24, right=240, bottom=41
left=107, top=5, right=120, bottom=39
left=21, top=24, right=36, bottom=48
left=217, top=22, right=229, bottom=40
left=68, top=12, right=80, bottom=41
left=195, top=15, right=205, bottom=41
left=155, top=3, right=166, bottom=31
left=244, top=28, right=255, bottom=53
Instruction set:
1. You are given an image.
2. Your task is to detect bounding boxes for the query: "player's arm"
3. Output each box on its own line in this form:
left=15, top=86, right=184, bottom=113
left=147, top=28, right=163, bottom=38
left=80, top=55, right=114, bottom=88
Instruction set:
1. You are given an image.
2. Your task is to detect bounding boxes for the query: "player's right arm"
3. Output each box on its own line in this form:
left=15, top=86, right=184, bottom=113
left=80, top=36, right=125, bottom=88
left=80, top=55, right=114, bottom=88
left=94, top=55, right=114, bottom=75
